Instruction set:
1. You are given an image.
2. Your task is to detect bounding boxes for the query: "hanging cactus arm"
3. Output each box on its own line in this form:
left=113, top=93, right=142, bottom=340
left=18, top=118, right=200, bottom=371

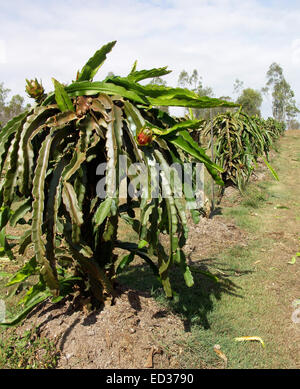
left=32, top=129, right=65, bottom=294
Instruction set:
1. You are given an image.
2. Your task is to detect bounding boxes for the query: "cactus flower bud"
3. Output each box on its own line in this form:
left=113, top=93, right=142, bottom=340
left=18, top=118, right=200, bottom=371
left=25, top=78, right=45, bottom=103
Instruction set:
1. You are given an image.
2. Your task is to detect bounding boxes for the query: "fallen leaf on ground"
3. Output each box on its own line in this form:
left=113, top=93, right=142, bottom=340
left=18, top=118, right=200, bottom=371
left=144, top=346, right=162, bottom=368
left=274, top=205, right=290, bottom=209
left=105, top=329, right=112, bottom=349
left=213, top=344, right=228, bottom=367
left=144, top=347, right=155, bottom=368
left=234, top=336, right=265, bottom=348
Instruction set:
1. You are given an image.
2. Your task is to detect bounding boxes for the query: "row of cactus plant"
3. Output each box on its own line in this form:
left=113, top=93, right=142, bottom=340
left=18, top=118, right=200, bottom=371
left=201, top=110, right=285, bottom=192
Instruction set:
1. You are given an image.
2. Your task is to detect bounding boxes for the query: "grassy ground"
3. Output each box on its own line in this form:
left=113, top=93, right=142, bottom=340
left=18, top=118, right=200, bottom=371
left=0, top=218, right=59, bottom=368
left=118, top=130, right=300, bottom=369
left=0, top=285, right=59, bottom=368
left=0, top=326, right=59, bottom=369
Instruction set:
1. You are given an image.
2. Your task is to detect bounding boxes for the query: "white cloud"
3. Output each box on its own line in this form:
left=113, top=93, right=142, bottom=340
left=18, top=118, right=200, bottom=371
left=292, top=39, right=300, bottom=65
left=0, top=0, right=299, bottom=119
left=0, top=40, right=7, bottom=64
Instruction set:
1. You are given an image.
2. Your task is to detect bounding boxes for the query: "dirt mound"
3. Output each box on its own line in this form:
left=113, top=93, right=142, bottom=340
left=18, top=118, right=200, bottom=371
left=17, top=286, right=188, bottom=369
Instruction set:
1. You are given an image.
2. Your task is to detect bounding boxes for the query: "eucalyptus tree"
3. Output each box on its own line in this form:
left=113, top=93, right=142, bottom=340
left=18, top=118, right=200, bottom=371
left=236, top=88, right=263, bottom=117
left=265, top=62, right=299, bottom=124
left=177, top=69, right=214, bottom=119
left=0, top=82, right=30, bottom=127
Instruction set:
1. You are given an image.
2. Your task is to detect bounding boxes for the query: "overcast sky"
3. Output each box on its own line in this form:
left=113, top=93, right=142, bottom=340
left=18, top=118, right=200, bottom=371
left=0, top=0, right=299, bottom=119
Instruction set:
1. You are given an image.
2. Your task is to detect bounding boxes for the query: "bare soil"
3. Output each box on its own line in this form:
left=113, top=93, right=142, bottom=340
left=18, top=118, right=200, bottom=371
left=17, top=286, right=188, bottom=369
left=184, top=216, right=247, bottom=261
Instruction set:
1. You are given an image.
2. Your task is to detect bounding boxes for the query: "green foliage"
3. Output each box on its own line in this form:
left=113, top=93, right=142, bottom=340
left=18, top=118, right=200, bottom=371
left=202, top=110, right=285, bottom=192
left=264, top=62, right=300, bottom=124
left=236, top=88, right=263, bottom=117
left=0, top=41, right=236, bottom=326
left=0, top=82, right=31, bottom=128
left=149, top=75, right=170, bottom=113
left=77, top=40, right=117, bottom=82
left=52, top=78, right=75, bottom=112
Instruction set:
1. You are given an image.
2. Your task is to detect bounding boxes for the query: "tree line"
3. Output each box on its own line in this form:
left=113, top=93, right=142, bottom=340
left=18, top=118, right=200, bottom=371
left=0, top=82, right=31, bottom=128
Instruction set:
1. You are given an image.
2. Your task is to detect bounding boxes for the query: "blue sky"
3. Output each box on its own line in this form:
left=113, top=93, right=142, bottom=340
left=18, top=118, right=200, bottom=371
left=0, top=0, right=299, bottom=119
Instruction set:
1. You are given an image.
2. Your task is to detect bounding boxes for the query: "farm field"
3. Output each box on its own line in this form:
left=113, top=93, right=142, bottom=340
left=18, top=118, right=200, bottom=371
left=1, top=0, right=300, bottom=374
left=0, top=129, right=299, bottom=369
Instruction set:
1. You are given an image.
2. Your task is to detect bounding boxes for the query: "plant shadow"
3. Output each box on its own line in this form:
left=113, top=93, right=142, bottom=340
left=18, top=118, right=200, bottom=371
left=118, top=257, right=252, bottom=331
left=209, top=207, right=223, bottom=217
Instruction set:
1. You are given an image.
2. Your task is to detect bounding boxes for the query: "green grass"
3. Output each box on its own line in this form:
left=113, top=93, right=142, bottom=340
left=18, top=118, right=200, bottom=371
left=0, top=274, right=21, bottom=319
left=0, top=326, right=59, bottom=369
left=240, top=185, right=268, bottom=208
left=292, top=152, right=300, bottom=162
left=0, top=263, right=60, bottom=369
left=119, top=231, right=293, bottom=368
left=118, top=237, right=276, bottom=368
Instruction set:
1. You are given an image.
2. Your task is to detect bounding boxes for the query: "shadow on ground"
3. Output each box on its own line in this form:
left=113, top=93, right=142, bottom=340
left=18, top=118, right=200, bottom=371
left=118, top=258, right=252, bottom=331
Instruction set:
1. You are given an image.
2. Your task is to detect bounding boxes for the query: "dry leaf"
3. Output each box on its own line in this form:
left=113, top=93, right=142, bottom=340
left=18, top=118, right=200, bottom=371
left=105, top=329, right=112, bottom=349
left=213, top=344, right=228, bottom=367
left=76, top=96, right=93, bottom=117
left=144, top=346, right=155, bottom=368
left=234, top=336, right=265, bottom=348
left=144, top=346, right=162, bottom=368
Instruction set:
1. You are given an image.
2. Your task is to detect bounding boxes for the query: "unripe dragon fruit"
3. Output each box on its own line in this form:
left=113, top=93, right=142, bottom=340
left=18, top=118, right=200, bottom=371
left=136, top=127, right=153, bottom=146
